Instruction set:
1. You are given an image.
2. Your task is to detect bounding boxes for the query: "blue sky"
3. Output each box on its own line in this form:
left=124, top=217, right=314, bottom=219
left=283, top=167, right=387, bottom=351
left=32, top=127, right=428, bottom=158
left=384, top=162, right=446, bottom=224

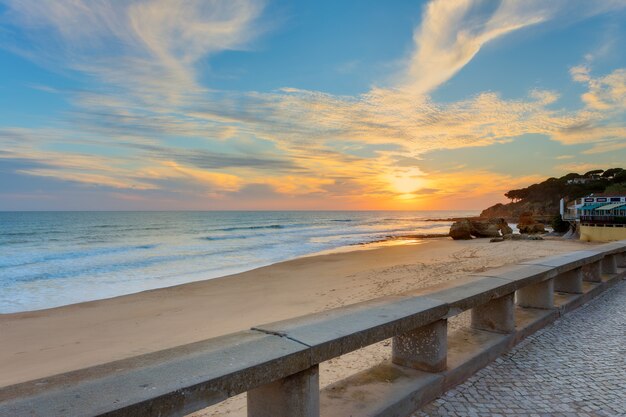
left=1, top=0, right=625, bottom=210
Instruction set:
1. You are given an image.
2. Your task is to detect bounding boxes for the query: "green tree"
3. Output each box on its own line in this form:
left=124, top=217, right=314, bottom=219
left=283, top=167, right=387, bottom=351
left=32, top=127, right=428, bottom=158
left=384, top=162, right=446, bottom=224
left=551, top=215, right=570, bottom=233
left=613, top=170, right=626, bottom=183
left=584, top=169, right=604, bottom=177
left=602, top=168, right=624, bottom=178
left=604, top=183, right=626, bottom=194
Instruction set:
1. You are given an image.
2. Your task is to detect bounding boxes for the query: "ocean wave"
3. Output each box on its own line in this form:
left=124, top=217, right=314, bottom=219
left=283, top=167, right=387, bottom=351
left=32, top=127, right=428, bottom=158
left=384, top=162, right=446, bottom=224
left=6, top=254, right=175, bottom=284
left=417, top=223, right=448, bottom=230
left=201, top=235, right=249, bottom=241
left=218, top=224, right=284, bottom=232
left=91, top=225, right=165, bottom=231
left=3, top=242, right=280, bottom=285
left=2, top=230, right=62, bottom=237
left=0, top=243, right=159, bottom=269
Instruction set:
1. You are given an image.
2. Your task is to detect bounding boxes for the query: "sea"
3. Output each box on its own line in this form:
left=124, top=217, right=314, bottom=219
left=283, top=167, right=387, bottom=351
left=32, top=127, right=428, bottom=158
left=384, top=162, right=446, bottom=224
left=0, top=210, right=477, bottom=313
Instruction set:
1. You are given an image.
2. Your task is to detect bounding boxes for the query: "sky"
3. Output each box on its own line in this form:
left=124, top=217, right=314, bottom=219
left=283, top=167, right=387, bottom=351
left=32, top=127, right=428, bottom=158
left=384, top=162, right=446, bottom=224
left=0, top=0, right=625, bottom=211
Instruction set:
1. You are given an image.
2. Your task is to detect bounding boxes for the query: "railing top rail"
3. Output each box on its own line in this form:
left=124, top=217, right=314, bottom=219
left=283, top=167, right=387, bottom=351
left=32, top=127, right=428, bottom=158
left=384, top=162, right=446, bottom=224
left=518, top=250, right=605, bottom=271
left=1, top=240, right=625, bottom=417
left=406, top=273, right=535, bottom=315
left=0, top=331, right=311, bottom=417
left=253, top=295, right=447, bottom=364
left=592, top=241, right=626, bottom=255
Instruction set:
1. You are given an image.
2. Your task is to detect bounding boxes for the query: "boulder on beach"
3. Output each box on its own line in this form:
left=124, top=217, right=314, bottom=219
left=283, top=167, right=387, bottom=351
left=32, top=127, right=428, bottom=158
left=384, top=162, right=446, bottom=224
left=469, top=220, right=501, bottom=238
left=500, top=223, right=513, bottom=235
left=517, top=212, right=546, bottom=234
left=449, top=218, right=512, bottom=240
left=472, top=218, right=512, bottom=238
left=450, top=219, right=472, bottom=240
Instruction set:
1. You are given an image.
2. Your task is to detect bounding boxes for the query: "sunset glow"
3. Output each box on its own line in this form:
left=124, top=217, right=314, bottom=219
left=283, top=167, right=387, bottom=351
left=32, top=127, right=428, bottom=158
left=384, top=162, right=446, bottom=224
left=1, top=0, right=625, bottom=210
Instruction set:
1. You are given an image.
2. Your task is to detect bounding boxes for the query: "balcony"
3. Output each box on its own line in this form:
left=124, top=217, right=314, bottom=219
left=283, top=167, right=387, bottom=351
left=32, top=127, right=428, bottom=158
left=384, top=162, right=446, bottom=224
left=580, top=215, right=626, bottom=225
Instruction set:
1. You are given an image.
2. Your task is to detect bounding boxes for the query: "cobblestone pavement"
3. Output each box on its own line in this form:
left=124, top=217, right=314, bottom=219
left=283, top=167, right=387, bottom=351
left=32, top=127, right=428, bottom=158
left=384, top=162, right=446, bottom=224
left=413, top=279, right=626, bottom=417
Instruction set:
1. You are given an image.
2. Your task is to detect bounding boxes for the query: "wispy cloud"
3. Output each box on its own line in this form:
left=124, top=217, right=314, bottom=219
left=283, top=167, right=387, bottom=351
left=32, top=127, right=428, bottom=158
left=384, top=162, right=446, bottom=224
left=2, top=0, right=265, bottom=107
left=403, top=0, right=545, bottom=95
left=403, top=0, right=626, bottom=94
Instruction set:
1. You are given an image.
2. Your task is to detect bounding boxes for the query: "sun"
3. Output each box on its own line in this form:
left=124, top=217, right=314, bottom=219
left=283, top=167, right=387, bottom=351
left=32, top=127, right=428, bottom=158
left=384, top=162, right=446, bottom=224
left=387, top=168, right=427, bottom=195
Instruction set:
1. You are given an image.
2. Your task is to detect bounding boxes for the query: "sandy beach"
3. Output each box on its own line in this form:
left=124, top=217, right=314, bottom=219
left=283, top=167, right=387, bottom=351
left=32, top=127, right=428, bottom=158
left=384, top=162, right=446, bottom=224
left=0, top=237, right=597, bottom=414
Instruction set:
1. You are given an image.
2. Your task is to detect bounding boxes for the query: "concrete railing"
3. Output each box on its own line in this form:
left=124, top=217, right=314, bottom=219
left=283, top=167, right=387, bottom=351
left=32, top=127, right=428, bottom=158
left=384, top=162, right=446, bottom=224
left=2, top=241, right=626, bottom=417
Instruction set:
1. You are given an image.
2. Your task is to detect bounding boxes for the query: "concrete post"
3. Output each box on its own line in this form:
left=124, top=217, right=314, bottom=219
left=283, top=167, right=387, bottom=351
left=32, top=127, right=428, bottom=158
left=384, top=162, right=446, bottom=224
left=554, top=268, right=583, bottom=294
left=471, top=293, right=515, bottom=334
left=617, top=252, right=626, bottom=268
left=516, top=278, right=554, bottom=309
left=601, top=255, right=618, bottom=274
left=392, top=319, right=447, bottom=372
left=582, top=261, right=602, bottom=283
left=247, top=365, right=320, bottom=417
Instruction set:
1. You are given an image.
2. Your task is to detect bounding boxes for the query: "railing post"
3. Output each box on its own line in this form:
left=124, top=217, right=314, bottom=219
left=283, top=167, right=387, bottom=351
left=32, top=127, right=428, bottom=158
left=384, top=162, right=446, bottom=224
left=601, top=255, right=618, bottom=274
left=516, top=278, right=554, bottom=309
left=554, top=268, right=583, bottom=294
left=392, top=319, right=447, bottom=372
left=247, top=365, right=320, bottom=417
left=582, top=261, right=602, bottom=283
left=471, top=293, right=515, bottom=333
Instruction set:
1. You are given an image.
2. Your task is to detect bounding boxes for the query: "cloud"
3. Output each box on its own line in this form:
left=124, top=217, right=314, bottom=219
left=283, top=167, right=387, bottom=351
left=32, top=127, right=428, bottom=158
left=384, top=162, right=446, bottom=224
left=580, top=69, right=626, bottom=111
left=581, top=140, right=626, bottom=155
left=403, top=0, right=626, bottom=95
left=570, top=65, right=592, bottom=83
left=403, top=0, right=546, bottom=95
left=555, top=162, right=608, bottom=173
left=1, top=0, right=265, bottom=107
left=548, top=66, right=626, bottom=148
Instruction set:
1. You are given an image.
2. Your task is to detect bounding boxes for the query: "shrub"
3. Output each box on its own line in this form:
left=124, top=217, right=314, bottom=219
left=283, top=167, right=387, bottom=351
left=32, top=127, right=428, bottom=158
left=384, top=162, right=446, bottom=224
left=551, top=214, right=570, bottom=233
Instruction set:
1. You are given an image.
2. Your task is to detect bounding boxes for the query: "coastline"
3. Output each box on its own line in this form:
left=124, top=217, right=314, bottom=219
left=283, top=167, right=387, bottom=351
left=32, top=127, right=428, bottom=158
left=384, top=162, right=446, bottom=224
left=0, top=236, right=596, bottom=392
left=0, top=211, right=475, bottom=314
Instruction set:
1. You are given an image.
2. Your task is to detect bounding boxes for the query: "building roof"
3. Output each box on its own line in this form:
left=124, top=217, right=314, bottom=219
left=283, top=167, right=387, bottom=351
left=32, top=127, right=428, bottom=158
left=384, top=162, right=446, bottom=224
left=586, top=193, right=626, bottom=197
left=595, top=202, right=626, bottom=211
left=579, top=203, right=608, bottom=211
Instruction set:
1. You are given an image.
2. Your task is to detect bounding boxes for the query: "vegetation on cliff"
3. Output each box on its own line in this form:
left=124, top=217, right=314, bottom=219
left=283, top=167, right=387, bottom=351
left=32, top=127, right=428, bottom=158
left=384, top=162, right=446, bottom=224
left=480, top=168, right=626, bottom=221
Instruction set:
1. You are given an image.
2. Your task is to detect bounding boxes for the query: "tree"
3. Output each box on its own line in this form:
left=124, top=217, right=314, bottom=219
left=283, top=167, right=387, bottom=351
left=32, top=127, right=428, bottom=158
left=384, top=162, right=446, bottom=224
left=604, top=183, right=626, bottom=194
left=551, top=215, right=571, bottom=233
left=500, top=167, right=625, bottom=208
left=584, top=169, right=604, bottom=177
left=504, top=189, right=527, bottom=202
left=614, top=170, right=626, bottom=183
left=602, top=168, right=624, bottom=178
left=562, top=172, right=582, bottom=181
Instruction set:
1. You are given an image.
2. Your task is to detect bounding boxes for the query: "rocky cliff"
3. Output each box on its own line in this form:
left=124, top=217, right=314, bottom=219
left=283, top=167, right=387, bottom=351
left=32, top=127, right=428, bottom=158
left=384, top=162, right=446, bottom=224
left=480, top=167, right=626, bottom=222
left=479, top=201, right=556, bottom=223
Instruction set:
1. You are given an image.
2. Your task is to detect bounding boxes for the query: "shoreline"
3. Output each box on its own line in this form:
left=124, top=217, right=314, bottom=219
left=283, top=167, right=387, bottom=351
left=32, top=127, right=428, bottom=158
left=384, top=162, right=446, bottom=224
left=1, top=235, right=449, bottom=317
left=0, top=237, right=596, bottom=390
left=1, top=233, right=452, bottom=316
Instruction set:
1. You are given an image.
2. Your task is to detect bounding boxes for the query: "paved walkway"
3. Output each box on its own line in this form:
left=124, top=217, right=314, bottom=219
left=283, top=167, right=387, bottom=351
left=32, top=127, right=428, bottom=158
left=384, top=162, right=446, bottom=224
left=413, top=279, right=626, bottom=417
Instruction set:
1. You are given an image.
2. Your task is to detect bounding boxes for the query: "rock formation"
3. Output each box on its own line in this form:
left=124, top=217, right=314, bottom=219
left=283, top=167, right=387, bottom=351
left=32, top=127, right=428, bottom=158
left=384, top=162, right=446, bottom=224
left=449, top=219, right=472, bottom=240
left=449, top=218, right=513, bottom=240
left=517, top=212, right=546, bottom=234
left=469, top=219, right=501, bottom=238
